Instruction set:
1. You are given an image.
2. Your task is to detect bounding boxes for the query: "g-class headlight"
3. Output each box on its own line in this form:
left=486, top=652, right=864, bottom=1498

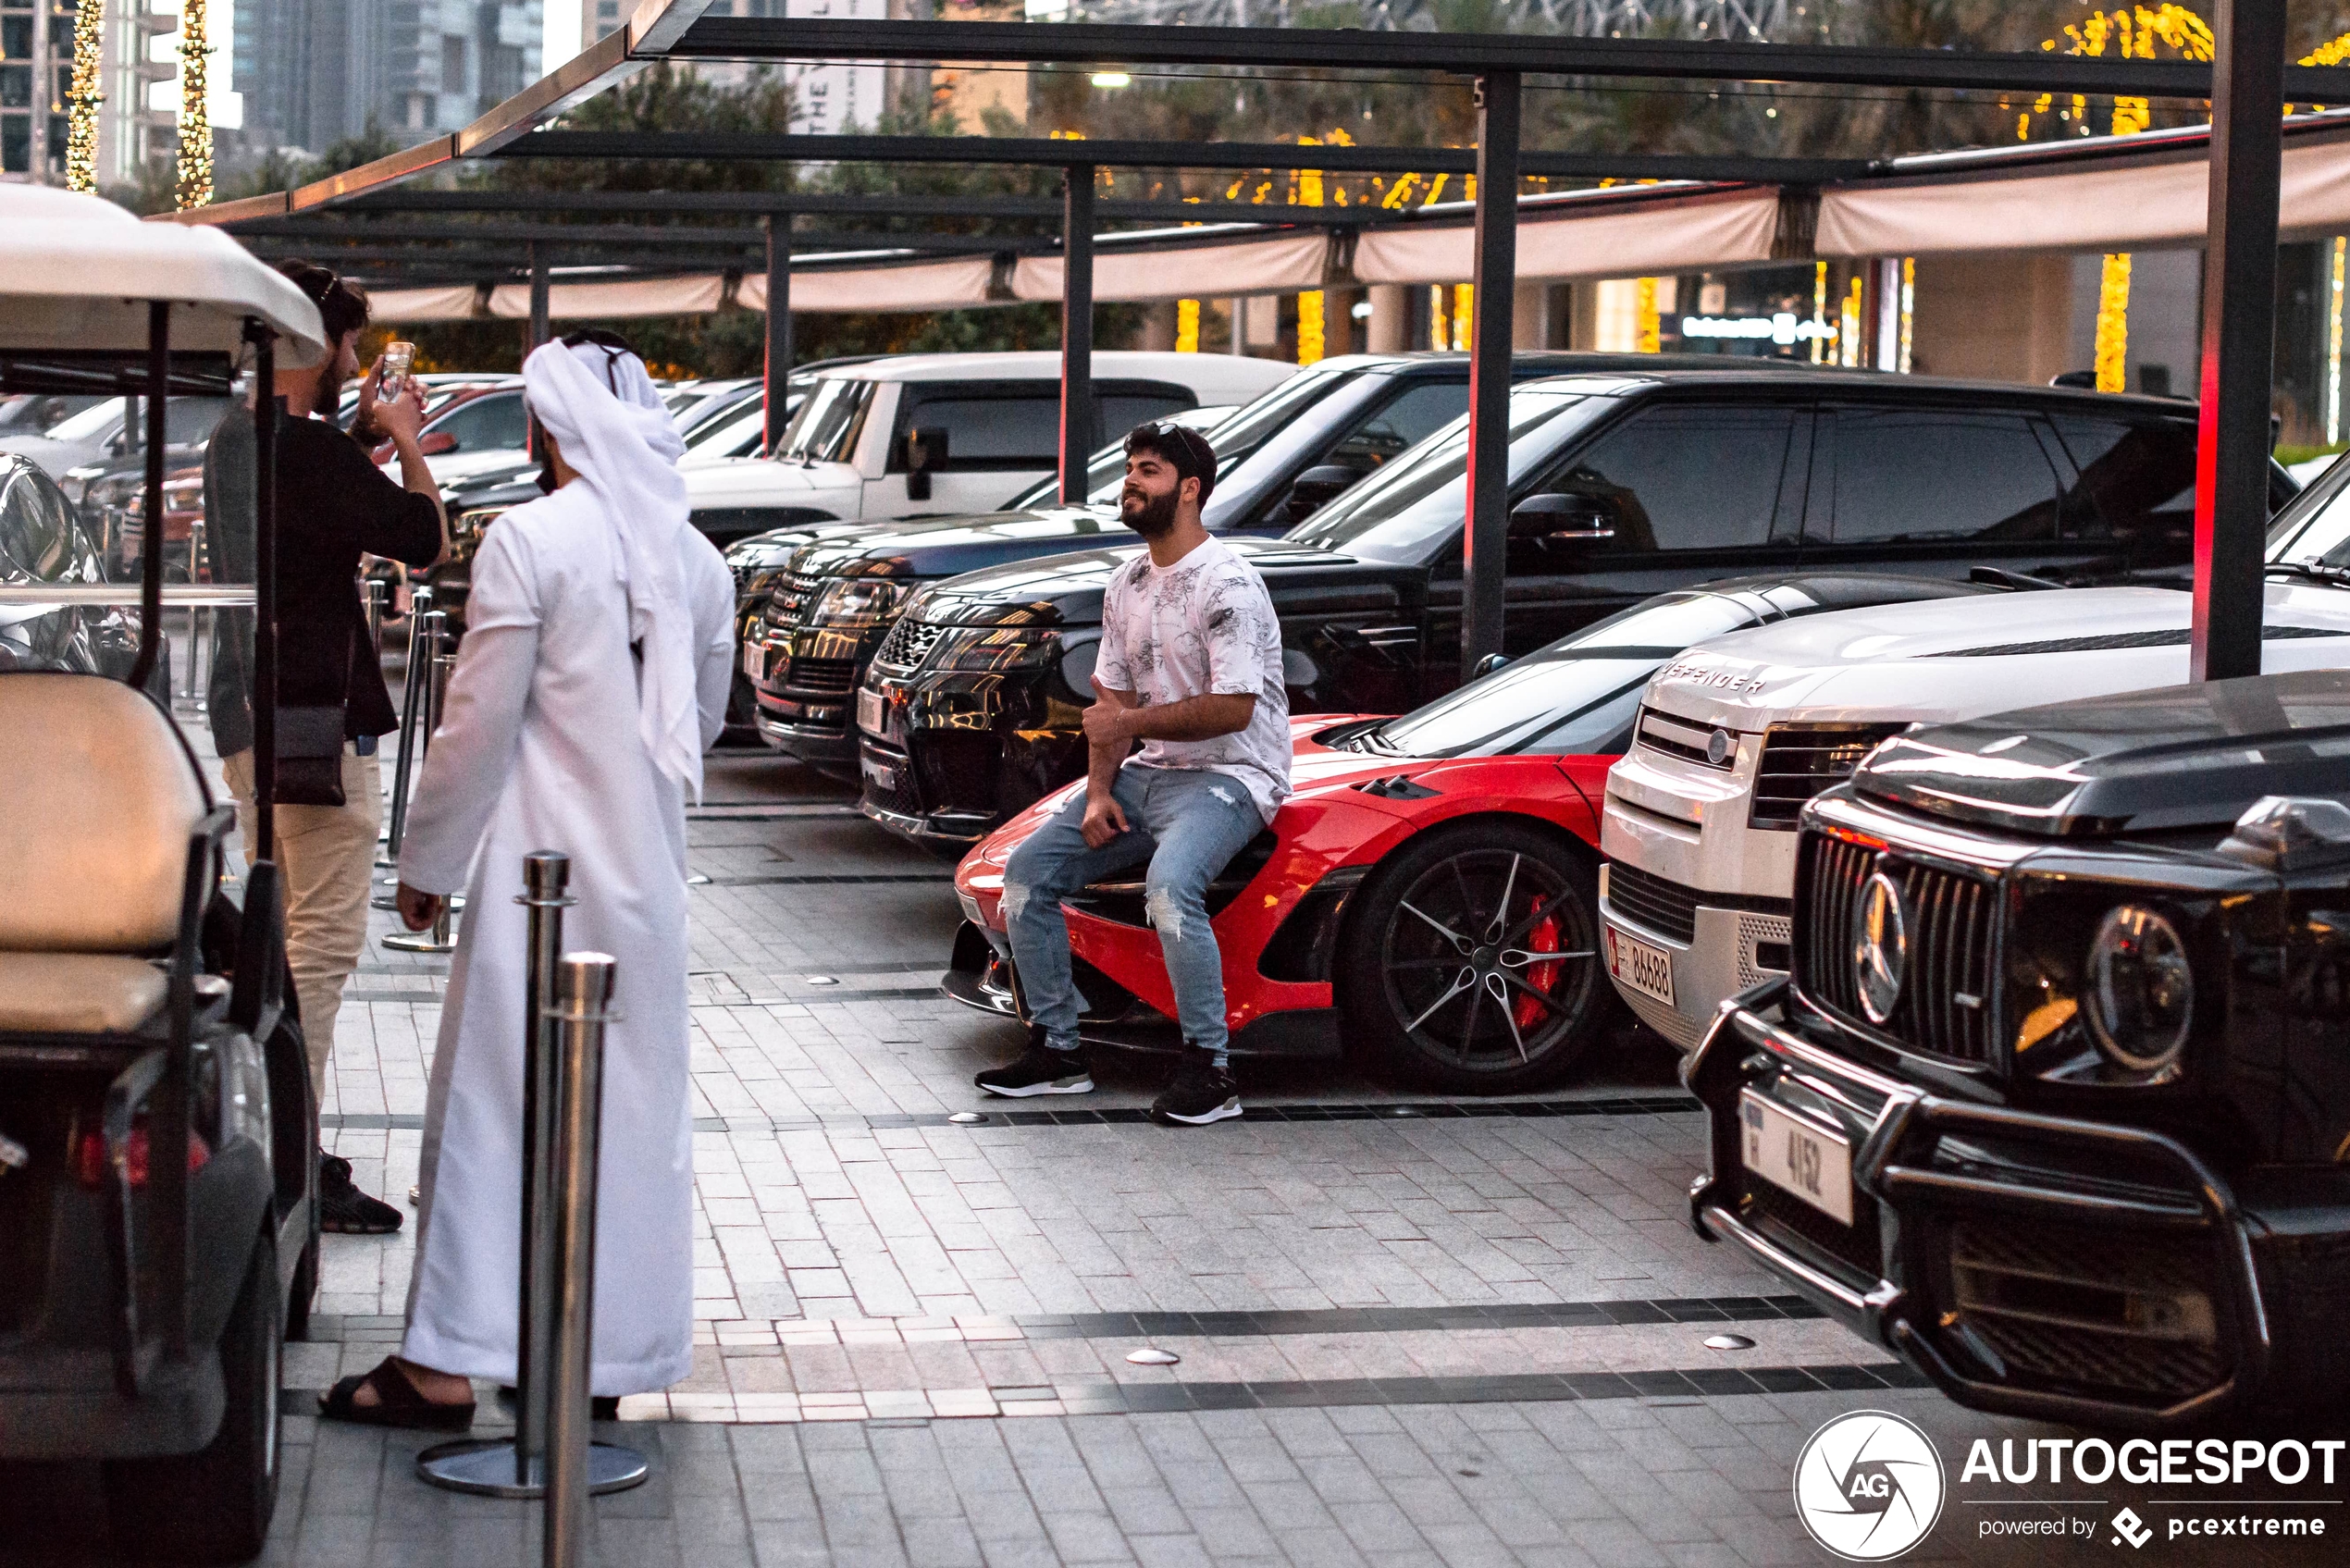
left=814, top=575, right=911, bottom=629
left=2084, top=906, right=2194, bottom=1071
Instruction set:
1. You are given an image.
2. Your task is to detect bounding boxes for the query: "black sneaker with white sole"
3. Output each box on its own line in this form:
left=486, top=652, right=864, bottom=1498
left=974, top=1038, right=1094, bottom=1097
left=1151, top=1053, right=1241, bottom=1126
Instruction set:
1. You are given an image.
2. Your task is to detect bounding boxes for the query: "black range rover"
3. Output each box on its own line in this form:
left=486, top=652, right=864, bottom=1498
left=1688, top=668, right=2350, bottom=1429
left=859, top=369, right=2264, bottom=849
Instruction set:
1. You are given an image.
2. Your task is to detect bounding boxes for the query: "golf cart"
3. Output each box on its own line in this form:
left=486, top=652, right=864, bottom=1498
left=0, top=186, right=328, bottom=1560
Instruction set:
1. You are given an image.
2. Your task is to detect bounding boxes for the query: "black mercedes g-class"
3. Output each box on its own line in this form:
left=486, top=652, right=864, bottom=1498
left=1688, top=667, right=2350, bottom=1430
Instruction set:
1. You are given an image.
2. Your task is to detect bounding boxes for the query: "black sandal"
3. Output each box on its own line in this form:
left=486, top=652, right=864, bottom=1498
left=318, top=1357, right=476, bottom=1430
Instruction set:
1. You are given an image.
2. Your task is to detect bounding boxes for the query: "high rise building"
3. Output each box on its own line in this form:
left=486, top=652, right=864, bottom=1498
left=234, top=0, right=542, bottom=154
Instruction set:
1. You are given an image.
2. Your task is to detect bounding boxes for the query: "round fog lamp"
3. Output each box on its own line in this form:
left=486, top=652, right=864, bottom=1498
left=2084, top=906, right=2194, bottom=1071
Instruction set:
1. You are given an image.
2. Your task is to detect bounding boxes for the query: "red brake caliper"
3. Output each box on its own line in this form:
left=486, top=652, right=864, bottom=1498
left=1516, top=910, right=1561, bottom=1031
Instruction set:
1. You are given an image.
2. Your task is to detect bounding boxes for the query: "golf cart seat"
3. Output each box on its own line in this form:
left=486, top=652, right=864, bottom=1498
left=0, top=672, right=216, bottom=1038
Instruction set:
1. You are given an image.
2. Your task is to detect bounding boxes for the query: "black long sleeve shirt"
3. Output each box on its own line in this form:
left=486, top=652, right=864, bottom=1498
left=205, top=401, right=444, bottom=758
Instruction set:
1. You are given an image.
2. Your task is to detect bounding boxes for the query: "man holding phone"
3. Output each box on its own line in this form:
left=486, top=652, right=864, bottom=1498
left=206, top=260, right=449, bottom=1232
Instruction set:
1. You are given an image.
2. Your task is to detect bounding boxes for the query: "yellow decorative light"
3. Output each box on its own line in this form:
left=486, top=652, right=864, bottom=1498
left=1812, top=261, right=1828, bottom=364
left=1429, top=287, right=1447, bottom=352
left=1635, top=278, right=1659, bottom=354
left=1453, top=283, right=1474, bottom=352
left=177, top=0, right=213, bottom=210
left=2096, top=253, right=2133, bottom=393
left=1176, top=299, right=1200, bottom=354
left=2330, top=238, right=2345, bottom=446
left=1296, top=140, right=1325, bottom=365
left=66, top=0, right=105, bottom=193
left=1840, top=275, right=1863, bottom=367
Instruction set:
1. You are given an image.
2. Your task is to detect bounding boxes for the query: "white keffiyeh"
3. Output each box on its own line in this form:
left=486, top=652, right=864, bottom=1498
left=520, top=340, right=704, bottom=800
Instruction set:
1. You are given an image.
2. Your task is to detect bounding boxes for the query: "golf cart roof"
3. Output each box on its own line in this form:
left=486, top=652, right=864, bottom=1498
left=0, top=187, right=328, bottom=369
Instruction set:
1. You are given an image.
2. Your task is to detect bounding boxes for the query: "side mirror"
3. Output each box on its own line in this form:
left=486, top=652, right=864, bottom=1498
left=1510, top=491, right=1616, bottom=544
left=417, top=430, right=460, bottom=456
left=1285, top=463, right=1366, bottom=524
left=902, top=426, right=950, bottom=500
left=1471, top=652, right=1511, bottom=678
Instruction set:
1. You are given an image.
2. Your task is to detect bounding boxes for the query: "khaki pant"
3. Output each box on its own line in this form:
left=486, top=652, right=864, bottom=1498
left=222, top=747, right=383, bottom=1109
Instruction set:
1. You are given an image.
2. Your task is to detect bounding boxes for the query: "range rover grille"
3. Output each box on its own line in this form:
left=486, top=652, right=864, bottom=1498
left=1750, top=724, right=1906, bottom=830
left=1944, top=1220, right=2229, bottom=1402
left=768, top=571, right=828, bottom=625
left=1604, top=862, right=1702, bottom=945
left=780, top=657, right=857, bottom=697
left=873, top=617, right=946, bottom=673
left=1798, top=833, right=2001, bottom=1068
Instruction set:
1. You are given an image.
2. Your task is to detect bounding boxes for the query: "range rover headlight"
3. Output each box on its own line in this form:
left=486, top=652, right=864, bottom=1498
left=2083, top=906, right=2194, bottom=1071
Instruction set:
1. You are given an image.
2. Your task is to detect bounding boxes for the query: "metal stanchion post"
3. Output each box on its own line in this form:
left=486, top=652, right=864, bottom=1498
left=179, top=517, right=207, bottom=709
left=377, top=588, right=433, bottom=868
left=416, top=935, right=647, bottom=1506
left=382, top=616, right=461, bottom=952
left=365, top=575, right=387, bottom=653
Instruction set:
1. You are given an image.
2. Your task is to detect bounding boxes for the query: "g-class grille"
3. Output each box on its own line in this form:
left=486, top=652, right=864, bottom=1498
left=1944, top=1220, right=2229, bottom=1403
left=1750, top=724, right=1905, bottom=830
left=1798, top=833, right=2001, bottom=1068
left=1604, top=862, right=1701, bottom=945
left=873, top=617, right=946, bottom=673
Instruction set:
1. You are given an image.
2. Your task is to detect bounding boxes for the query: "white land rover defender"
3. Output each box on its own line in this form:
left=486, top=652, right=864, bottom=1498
left=1596, top=582, right=2350, bottom=1048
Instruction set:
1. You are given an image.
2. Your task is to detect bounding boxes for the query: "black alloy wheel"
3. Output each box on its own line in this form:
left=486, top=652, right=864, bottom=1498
left=103, top=1227, right=281, bottom=1562
left=1339, top=822, right=1612, bottom=1093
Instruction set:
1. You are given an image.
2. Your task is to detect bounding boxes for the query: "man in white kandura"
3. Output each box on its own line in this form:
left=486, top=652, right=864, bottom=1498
left=319, top=332, right=735, bottom=1427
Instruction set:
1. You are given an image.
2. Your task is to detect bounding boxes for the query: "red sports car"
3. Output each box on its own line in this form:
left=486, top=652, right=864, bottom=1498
left=944, top=573, right=1998, bottom=1093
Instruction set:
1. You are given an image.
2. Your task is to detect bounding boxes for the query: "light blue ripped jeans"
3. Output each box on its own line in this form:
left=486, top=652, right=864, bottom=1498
left=1002, top=764, right=1267, bottom=1068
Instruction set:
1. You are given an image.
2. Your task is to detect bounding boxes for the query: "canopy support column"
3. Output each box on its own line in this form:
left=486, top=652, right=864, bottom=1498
left=2192, top=0, right=2285, bottom=683
left=250, top=324, right=278, bottom=862
left=1461, top=69, right=1520, bottom=682
left=128, top=302, right=171, bottom=694
left=1059, top=162, right=1095, bottom=504
left=527, top=242, right=551, bottom=351
left=765, top=215, right=792, bottom=454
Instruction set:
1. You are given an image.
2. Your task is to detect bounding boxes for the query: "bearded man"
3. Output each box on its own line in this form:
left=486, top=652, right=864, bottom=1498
left=319, top=333, right=735, bottom=1426
left=975, top=421, right=1292, bottom=1126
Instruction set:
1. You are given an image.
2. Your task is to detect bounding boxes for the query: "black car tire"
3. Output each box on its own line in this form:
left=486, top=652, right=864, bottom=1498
left=104, top=1226, right=281, bottom=1562
left=285, top=1218, right=319, bottom=1342
left=1338, top=821, right=1614, bottom=1094
left=723, top=670, right=760, bottom=742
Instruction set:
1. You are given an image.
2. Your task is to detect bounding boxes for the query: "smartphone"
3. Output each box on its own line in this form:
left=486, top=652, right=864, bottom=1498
left=380, top=340, right=417, bottom=400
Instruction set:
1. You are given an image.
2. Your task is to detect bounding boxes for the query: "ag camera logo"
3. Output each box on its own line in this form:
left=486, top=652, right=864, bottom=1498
left=1793, top=1411, right=1947, bottom=1561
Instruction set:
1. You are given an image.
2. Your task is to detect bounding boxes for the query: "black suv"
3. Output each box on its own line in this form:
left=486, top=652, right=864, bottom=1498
left=1689, top=667, right=2350, bottom=1429
left=858, top=369, right=2293, bottom=849
left=741, top=352, right=1783, bottom=775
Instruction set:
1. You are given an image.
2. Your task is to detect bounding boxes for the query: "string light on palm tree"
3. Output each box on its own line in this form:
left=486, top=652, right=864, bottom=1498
left=177, top=0, right=213, bottom=209
left=66, top=0, right=105, bottom=193
left=1176, top=298, right=1200, bottom=353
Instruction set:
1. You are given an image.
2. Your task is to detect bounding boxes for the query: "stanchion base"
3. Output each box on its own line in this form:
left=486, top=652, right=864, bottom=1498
left=373, top=892, right=466, bottom=912
left=383, top=925, right=461, bottom=953
left=414, top=1438, right=650, bottom=1499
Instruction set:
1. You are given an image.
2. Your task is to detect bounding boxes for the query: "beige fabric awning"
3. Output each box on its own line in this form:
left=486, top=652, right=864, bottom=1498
left=1354, top=186, right=1784, bottom=285
left=739, top=255, right=996, bottom=313
left=369, top=284, right=490, bottom=323
left=1011, top=230, right=1330, bottom=303
left=1820, top=124, right=2350, bottom=256
left=487, top=273, right=728, bottom=319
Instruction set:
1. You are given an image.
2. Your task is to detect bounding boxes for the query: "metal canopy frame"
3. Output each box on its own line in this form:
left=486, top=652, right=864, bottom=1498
left=172, top=0, right=2325, bottom=680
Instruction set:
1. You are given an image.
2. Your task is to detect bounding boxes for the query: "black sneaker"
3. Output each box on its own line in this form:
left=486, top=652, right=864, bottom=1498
left=974, top=1036, right=1094, bottom=1097
left=1152, top=1053, right=1242, bottom=1126
left=319, top=1151, right=405, bottom=1234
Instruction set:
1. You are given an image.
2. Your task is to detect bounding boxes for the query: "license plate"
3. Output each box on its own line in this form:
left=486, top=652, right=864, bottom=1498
left=857, top=686, right=884, bottom=737
left=860, top=749, right=901, bottom=793
left=743, top=642, right=765, bottom=681
left=1605, top=925, right=1676, bottom=1006
left=1739, top=1089, right=1854, bottom=1225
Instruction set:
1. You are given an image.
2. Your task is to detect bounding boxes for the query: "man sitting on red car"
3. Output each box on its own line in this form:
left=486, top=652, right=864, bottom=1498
left=974, top=423, right=1292, bottom=1125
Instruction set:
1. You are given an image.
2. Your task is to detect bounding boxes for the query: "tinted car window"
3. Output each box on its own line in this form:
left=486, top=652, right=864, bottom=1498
left=1368, top=590, right=1762, bottom=758
left=1827, top=409, right=2060, bottom=543
left=900, top=394, right=1061, bottom=466
left=2050, top=414, right=2198, bottom=546
left=428, top=391, right=528, bottom=452
left=1324, top=382, right=1470, bottom=473
left=1098, top=391, right=1195, bottom=439
left=1526, top=404, right=1795, bottom=559
left=1286, top=391, right=1600, bottom=563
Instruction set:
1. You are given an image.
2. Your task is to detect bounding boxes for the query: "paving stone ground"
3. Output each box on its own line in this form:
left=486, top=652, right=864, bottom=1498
left=6, top=627, right=2331, bottom=1566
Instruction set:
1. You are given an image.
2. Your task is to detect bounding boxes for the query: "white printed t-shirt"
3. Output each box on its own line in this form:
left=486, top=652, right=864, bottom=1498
left=1093, top=535, right=1292, bottom=822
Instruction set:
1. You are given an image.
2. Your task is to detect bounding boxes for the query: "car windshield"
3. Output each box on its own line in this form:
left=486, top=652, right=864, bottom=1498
left=1001, top=403, right=1241, bottom=511
left=37, top=399, right=126, bottom=443
left=1284, top=390, right=1602, bottom=562
left=2267, top=459, right=2350, bottom=566
left=1364, top=592, right=1762, bottom=758
left=776, top=377, right=877, bottom=463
